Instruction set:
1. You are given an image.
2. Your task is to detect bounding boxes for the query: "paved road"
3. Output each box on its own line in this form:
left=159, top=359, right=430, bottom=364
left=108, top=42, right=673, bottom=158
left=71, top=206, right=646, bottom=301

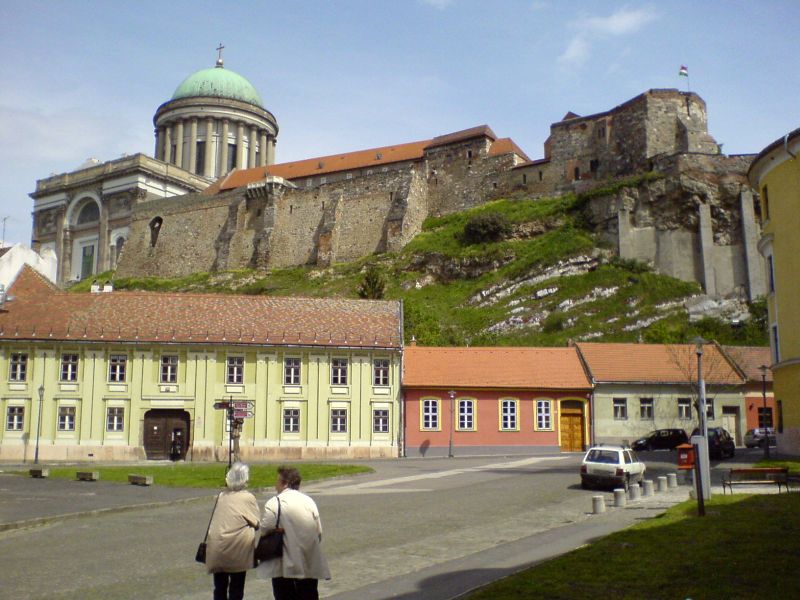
left=0, top=450, right=754, bottom=600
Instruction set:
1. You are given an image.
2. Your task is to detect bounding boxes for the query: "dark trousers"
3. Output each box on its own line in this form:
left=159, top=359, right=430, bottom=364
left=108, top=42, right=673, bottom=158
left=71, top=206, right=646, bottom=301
left=271, top=577, right=319, bottom=600
left=213, top=571, right=246, bottom=600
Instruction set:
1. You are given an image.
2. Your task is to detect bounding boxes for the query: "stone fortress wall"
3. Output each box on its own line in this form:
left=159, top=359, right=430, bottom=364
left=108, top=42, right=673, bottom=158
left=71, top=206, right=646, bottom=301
left=116, top=89, right=765, bottom=300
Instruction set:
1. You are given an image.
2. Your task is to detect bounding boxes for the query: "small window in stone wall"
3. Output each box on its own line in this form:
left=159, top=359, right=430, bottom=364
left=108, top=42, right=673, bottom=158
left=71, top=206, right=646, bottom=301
left=538, top=171, right=543, bottom=181
left=574, top=167, right=581, bottom=180
left=467, top=150, right=473, bottom=160
left=522, top=174, right=527, bottom=184
left=590, top=159, right=599, bottom=173
left=195, top=141, right=205, bottom=173
left=149, top=217, right=163, bottom=247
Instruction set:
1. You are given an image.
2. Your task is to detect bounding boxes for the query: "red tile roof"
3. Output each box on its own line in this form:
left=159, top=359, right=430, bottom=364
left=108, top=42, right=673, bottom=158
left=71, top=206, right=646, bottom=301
left=403, top=346, right=591, bottom=390
left=575, top=342, right=744, bottom=385
left=1, top=266, right=401, bottom=349
left=721, top=346, right=773, bottom=382
left=488, top=138, right=531, bottom=161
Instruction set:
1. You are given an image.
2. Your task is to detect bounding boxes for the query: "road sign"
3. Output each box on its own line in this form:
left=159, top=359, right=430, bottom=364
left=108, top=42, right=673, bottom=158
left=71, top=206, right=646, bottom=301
left=232, top=401, right=254, bottom=410
left=213, top=401, right=230, bottom=410
left=233, top=410, right=254, bottom=419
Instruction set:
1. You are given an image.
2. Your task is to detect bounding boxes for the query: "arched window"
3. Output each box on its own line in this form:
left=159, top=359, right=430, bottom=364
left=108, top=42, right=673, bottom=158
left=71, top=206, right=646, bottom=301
left=76, top=202, right=100, bottom=225
left=149, top=217, right=163, bottom=247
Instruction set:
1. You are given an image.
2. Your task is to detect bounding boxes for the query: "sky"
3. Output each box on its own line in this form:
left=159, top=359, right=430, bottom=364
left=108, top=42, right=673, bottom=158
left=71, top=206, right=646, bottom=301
left=1, top=0, right=798, bottom=247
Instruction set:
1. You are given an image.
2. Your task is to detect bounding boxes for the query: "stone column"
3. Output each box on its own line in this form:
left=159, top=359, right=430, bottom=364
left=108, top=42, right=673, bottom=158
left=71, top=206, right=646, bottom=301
left=259, top=132, right=268, bottom=166
left=204, top=118, right=215, bottom=177
left=220, top=119, right=230, bottom=173
left=248, top=126, right=257, bottom=168
left=154, top=127, right=163, bottom=160
left=174, top=120, right=184, bottom=170
left=188, top=118, right=198, bottom=174
left=697, top=199, right=716, bottom=296
left=97, top=197, right=109, bottom=272
left=164, top=126, right=172, bottom=164
left=55, top=205, right=67, bottom=284
left=267, top=136, right=276, bottom=165
left=740, top=188, right=766, bottom=300
left=236, top=122, right=245, bottom=169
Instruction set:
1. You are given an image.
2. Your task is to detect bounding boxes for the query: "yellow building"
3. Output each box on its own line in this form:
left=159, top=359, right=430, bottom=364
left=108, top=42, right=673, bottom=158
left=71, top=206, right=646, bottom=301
left=750, top=128, right=800, bottom=455
left=0, top=267, right=402, bottom=461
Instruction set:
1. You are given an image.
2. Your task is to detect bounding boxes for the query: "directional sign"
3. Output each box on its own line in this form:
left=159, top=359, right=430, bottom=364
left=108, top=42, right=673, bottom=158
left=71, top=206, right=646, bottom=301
left=213, top=401, right=231, bottom=410
left=233, top=410, right=254, bottom=419
left=232, top=401, right=254, bottom=410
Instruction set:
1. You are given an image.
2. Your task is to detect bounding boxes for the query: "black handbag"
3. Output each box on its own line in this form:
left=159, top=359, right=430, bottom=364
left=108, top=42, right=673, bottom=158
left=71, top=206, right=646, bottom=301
left=255, top=498, right=284, bottom=562
left=196, top=493, right=221, bottom=563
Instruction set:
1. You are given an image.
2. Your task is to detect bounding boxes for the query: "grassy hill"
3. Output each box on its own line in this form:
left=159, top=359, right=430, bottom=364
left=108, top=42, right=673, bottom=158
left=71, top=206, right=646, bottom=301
left=75, top=181, right=767, bottom=348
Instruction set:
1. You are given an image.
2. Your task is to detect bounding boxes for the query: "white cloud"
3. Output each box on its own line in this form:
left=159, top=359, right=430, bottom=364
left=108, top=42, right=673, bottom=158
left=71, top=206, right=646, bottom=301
left=558, top=6, right=658, bottom=67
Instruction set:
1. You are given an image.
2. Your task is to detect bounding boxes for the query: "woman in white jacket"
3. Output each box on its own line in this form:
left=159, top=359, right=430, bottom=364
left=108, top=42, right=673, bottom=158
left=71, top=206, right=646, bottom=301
left=257, top=466, right=331, bottom=600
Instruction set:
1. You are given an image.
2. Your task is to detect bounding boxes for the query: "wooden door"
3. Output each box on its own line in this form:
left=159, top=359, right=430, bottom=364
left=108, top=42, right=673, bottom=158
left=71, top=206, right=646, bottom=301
left=144, top=410, right=190, bottom=459
left=560, top=401, right=585, bottom=452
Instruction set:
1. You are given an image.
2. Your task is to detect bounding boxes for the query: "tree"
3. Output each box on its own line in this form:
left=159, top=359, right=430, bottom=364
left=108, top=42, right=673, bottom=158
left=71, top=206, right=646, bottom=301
left=357, top=265, right=386, bottom=299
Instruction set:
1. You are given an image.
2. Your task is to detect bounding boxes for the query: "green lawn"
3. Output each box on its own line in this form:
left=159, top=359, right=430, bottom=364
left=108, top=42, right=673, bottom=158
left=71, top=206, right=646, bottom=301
left=464, top=493, right=800, bottom=600
left=26, top=463, right=371, bottom=489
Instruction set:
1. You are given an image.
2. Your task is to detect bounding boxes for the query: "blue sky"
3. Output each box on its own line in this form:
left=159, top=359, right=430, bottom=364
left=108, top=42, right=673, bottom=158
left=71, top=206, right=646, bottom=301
left=1, top=0, right=798, bottom=247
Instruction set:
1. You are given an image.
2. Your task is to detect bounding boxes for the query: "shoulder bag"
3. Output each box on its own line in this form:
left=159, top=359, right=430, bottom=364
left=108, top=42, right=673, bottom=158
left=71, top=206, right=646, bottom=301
left=255, top=497, right=284, bottom=562
left=195, top=493, right=221, bottom=563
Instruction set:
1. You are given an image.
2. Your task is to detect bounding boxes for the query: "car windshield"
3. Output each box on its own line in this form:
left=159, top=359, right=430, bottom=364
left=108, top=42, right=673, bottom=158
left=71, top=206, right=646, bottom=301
left=586, top=449, right=619, bottom=464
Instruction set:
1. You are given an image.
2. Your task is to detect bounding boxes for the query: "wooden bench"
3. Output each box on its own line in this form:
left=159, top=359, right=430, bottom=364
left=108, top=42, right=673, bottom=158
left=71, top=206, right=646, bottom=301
left=128, top=474, right=153, bottom=486
left=29, top=468, right=49, bottom=478
left=722, top=467, right=788, bottom=494
left=76, top=471, right=100, bottom=482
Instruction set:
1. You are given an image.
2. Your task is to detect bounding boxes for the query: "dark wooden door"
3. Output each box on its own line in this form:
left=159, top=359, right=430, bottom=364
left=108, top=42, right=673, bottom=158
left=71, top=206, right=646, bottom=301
left=143, top=410, right=190, bottom=459
left=559, top=401, right=585, bottom=452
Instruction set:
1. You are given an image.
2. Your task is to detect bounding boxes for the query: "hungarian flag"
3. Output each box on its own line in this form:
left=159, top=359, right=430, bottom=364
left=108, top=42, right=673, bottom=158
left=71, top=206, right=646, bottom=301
left=679, top=65, right=689, bottom=77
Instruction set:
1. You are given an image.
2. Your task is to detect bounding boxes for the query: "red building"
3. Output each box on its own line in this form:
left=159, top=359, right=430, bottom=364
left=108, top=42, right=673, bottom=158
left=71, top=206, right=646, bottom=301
left=722, top=346, right=776, bottom=431
left=403, top=346, right=592, bottom=457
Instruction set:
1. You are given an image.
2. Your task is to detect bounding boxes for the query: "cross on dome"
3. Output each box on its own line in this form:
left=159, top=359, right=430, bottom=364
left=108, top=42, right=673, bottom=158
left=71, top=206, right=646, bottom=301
left=216, top=43, right=225, bottom=68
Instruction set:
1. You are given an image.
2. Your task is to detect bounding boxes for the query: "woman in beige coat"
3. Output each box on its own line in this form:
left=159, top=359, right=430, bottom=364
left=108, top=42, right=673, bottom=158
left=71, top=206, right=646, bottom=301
left=206, top=462, right=261, bottom=600
left=257, top=466, right=331, bottom=600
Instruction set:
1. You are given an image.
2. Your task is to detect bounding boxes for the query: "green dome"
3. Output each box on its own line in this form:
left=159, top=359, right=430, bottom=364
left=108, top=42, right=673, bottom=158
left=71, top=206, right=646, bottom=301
left=171, top=66, right=264, bottom=108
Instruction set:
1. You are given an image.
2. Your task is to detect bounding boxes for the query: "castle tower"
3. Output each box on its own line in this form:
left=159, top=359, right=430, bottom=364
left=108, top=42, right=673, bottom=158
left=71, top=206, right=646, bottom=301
left=152, top=50, right=278, bottom=179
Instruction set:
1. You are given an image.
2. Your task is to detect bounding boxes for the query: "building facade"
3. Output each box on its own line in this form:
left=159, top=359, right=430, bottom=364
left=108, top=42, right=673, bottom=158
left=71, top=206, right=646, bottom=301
left=0, top=267, right=402, bottom=461
left=750, top=129, right=800, bottom=455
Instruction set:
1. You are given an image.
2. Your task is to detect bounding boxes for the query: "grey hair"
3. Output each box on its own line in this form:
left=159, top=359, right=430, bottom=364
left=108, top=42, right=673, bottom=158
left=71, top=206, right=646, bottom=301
left=225, top=462, right=250, bottom=491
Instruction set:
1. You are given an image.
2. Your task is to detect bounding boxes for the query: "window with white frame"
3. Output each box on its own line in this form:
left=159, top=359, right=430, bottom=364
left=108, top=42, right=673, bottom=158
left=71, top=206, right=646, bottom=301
left=6, top=406, right=24, bottom=430
left=227, top=356, right=244, bottom=384
left=60, top=354, right=79, bottom=382
left=58, top=406, right=76, bottom=431
left=373, top=409, right=389, bottom=433
left=108, top=354, right=127, bottom=382
left=613, top=398, right=628, bottom=420
left=284, top=358, right=301, bottom=385
left=422, top=399, right=438, bottom=430
left=9, top=353, right=28, bottom=382
left=283, top=408, right=300, bottom=433
left=106, top=407, right=124, bottom=432
left=639, top=398, right=654, bottom=420
left=373, top=359, right=390, bottom=386
left=458, top=399, right=474, bottom=430
left=706, top=399, right=715, bottom=420
left=331, top=408, right=348, bottom=433
left=678, top=398, right=692, bottom=420
left=536, top=400, right=552, bottom=430
left=160, top=355, right=178, bottom=383
left=500, top=399, right=517, bottom=430
left=331, top=358, right=348, bottom=385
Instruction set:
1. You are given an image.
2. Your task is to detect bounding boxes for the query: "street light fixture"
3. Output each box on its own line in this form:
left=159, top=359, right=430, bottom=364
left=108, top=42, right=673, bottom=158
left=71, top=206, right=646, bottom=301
left=447, top=390, right=456, bottom=458
left=34, top=384, right=44, bottom=465
left=692, top=336, right=710, bottom=514
left=759, top=364, right=770, bottom=460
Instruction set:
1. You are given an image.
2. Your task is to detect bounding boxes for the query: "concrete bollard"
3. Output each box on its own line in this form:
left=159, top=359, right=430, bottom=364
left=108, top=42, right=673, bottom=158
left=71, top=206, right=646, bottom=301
left=628, top=483, right=641, bottom=501
left=592, top=495, right=606, bottom=514
left=667, top=473, right=678, bottom=488
left=642, top=480, right=654, bottom=497
left=657, top=476, right=668, bottom=492
left=614, top=488, right=627, bottom=507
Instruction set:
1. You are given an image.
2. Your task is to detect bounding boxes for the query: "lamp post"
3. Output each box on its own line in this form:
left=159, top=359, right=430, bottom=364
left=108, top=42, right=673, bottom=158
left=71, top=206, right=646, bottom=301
left=448, top=390, right=456, bottom=458
left=759, top=364, right=770, bottom=460
left=34, top=384, right=44, bottom=465
left=692, top=336, right=711, bottom=508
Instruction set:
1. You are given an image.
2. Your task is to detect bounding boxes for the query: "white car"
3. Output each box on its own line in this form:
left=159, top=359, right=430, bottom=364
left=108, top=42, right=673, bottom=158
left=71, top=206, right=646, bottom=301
left=580, top=445, right=646, bottom=490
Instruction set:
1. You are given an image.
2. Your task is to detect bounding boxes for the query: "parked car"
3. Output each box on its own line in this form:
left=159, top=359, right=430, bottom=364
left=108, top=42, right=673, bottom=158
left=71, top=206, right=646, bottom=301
left=631, top=429, right=689, bottom=451
left=744, top=427, right=777, bottom=448
left=691, top=427, right=736, bottom=459
left=580, top=445, right=646, bottom=490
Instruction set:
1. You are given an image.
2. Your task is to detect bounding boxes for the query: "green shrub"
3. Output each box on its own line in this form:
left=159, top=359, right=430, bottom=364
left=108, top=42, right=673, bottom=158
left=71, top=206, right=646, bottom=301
left=462, top=212, right=510, bottom=245
left=357, top=265, right=386, bottom=299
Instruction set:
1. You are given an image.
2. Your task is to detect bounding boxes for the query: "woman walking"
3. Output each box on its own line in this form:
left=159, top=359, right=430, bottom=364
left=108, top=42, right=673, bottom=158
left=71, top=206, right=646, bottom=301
left=206, top=462, right=261, bottom=600
left=257, top=465, right=331, bottom=600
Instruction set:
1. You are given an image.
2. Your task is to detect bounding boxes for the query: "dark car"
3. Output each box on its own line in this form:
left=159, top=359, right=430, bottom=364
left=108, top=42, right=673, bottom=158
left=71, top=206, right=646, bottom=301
left=691, top=427, right=736, bottom=459
left=744, top=427, right=777, bottom=448
left=631, top=429, right=689, bottom=451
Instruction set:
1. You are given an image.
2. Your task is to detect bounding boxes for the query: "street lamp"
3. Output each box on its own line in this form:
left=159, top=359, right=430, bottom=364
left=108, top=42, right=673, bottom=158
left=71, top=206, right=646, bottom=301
left=693, top=337, right=708, bottom=439
left=759, top=364, right=770, bottom=460
left=447, top=390, right=456, bottom=458
left=34, top=384, right=44, bottom=465
left=692, top=336, right=710, bottom=513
